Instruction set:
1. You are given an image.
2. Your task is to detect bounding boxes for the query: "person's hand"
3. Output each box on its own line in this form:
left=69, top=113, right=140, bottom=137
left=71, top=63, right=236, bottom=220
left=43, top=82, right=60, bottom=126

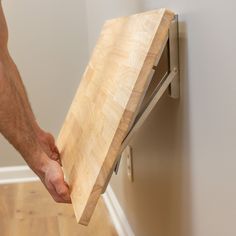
left=32, top=126, right=71, bottom=203
left=37, top=155, right=71, bottom=203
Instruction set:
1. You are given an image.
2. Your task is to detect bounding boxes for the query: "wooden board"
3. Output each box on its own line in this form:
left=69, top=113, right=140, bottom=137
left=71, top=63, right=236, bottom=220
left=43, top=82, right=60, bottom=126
left=57, top=8, right=174, bottom=225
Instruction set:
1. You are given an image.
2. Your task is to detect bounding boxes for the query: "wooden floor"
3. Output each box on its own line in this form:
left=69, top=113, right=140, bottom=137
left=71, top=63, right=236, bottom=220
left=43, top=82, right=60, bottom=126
left=0, top=181, right=118, bottom=236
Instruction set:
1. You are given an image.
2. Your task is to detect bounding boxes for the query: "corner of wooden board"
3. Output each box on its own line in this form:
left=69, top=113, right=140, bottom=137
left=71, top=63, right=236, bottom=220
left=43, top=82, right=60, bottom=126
left=78, top=219, right=89, bottom=226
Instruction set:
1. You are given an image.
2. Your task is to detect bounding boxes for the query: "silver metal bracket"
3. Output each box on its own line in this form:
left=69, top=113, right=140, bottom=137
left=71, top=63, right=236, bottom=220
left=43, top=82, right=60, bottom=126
left=114, top=15, right=180, bottom=175
left=102, top=15, right=180, bottom=193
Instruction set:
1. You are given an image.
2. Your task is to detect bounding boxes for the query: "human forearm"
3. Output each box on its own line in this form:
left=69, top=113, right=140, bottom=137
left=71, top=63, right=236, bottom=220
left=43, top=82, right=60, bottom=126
left=0, top=57, right=70, bottom=202
left=0, top=49, right=59, bottom=158
left=0, top=58, right=46, bottom=173
left=0, top=3, right=70, bottom=203
left=0, top=50, right=41, bottom=132
left=0, top=4, right=39, bottom=136
left=0, top=61, right=71, bottom=202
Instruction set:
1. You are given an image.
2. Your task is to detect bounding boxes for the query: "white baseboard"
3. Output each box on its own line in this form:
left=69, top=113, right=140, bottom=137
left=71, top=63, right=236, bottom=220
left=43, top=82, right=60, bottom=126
left=103, top=186, right=135, bottom=236
left=0, top=165, right=39, bottom=184
left=0, top=165, right=134, bottom=236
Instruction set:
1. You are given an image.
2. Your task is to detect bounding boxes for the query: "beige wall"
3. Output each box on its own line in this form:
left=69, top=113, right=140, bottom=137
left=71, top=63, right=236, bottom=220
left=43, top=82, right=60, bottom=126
left=85, top=1, right=236, bottom=236
left=0, top=0, right=88, bottom=166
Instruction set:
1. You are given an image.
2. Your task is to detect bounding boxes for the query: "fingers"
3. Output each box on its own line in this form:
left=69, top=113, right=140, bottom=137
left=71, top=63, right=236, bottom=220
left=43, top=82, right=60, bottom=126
left=50, top=141, right=62, bottom=166
left=42, top=160, right=71, bottom=204
left=46, top=180, right=68, bottom=203
left=50, top=152, right=62, bottom=166
left=46, top=133, right=62, bottom=166
left=45, top=133, right=60, bottom=156
left=50, top=175, right=71, bottom=203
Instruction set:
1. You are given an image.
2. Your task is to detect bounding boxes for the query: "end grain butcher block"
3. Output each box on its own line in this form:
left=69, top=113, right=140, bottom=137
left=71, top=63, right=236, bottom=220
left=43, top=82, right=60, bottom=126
left=57, top=8, right=175, bottom=225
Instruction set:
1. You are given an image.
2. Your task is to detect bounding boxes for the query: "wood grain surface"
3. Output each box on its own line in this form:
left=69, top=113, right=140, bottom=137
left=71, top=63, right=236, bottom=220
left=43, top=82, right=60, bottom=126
left=57, top=8, right=174, bottom=225
left=0, top=182, right=117, bottom=236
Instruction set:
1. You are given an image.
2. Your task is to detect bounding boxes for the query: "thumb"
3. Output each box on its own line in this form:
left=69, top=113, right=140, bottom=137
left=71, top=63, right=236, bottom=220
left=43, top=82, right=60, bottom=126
left=50, top=172, right=71, bottom=203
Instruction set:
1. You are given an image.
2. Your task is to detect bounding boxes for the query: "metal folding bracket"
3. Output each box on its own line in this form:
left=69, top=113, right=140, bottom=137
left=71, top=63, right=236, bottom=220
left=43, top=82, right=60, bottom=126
left=114, top=15, right=180, bottom=174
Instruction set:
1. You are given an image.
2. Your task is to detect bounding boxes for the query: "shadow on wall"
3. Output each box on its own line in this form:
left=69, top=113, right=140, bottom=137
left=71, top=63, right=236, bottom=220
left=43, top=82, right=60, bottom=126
left=110, top=20, right=193, bottom=236
left=173, top=20, right=193, bottom=236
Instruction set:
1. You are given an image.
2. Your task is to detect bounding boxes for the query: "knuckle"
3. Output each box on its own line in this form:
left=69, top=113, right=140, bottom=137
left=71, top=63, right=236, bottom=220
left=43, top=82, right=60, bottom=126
left=58, top=188, right=67, bottom=196
left=51, top=175, right=61, bottom=185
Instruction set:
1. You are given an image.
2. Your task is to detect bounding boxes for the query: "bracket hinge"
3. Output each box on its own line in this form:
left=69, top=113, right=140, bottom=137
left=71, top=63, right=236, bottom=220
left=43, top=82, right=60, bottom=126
left=113, top=15, right=180, bottom=175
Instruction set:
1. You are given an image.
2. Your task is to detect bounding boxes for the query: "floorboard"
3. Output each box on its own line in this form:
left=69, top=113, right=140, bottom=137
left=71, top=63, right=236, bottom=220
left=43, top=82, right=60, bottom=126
left=0, top=181, right=118, bottom=236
